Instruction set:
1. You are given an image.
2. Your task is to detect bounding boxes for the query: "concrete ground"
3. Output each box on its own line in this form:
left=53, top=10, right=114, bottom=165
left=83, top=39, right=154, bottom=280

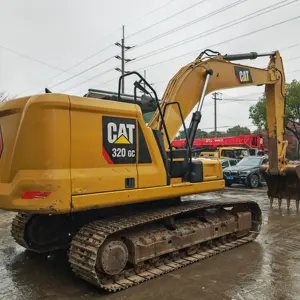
left=1, top=188, right=300, bottom=300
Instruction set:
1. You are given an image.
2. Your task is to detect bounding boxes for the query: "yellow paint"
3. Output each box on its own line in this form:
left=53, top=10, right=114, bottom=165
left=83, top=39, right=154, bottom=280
left=71, top=179, right=225, bottom=212
left=114, top=135, right=130, bottom=144
left=170, top=177, right=182, bottom=184
left=0, top=50, right=295, bottom=214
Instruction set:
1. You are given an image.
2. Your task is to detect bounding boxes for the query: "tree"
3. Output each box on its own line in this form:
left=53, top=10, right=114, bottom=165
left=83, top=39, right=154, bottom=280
left=0, top=91, right=14, bottom=103
left=175, top=129, right=209, bottom=139
left=225, top=125, right=251, bottom=136
left=195, top=129, right=209, bottom=138
left=0, top=91, right=9, bottom=103
left=249, top=79, right=300, bottom=155
left=208, top=131, right=225, bottom=137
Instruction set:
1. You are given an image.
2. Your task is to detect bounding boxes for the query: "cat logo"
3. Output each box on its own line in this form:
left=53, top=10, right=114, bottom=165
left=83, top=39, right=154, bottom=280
left=234, top=66, right=253, bottom=84
left=107, top=122, right=135, bottom=144
left=102, top=116, right=136, bottom=164
left=239, top=70, right=250, bottom=82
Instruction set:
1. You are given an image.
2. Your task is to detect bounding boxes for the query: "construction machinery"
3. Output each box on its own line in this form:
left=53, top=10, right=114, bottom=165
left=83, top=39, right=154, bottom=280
left=172, top=134, right=265, bottom=156
left=0, top=49, right=298, bottom=292
left=197, top=146, right=250, bottom=159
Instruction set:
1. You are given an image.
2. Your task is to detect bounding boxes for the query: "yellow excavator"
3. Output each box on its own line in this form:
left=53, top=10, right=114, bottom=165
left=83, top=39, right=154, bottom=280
left=0, top=49, right=298, bottom=292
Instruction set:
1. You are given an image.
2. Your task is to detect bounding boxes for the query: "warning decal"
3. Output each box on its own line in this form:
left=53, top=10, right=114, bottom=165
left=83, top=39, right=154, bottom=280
left=102, top=116, right=136, bottom=164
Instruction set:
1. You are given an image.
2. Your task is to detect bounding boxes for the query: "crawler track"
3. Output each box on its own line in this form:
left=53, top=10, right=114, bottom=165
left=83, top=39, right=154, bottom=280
left=68, top=200, right=261, bottom=292
left=11, top=213, right=32, bottom=249
left=11, top=212, right=72, bottom=253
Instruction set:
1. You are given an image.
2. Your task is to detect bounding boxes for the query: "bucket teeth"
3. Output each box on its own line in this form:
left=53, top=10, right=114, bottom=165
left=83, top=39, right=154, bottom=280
left=269, top=197, right=273, bottom=208
left=278, top=198, right=282, bottom=209
left=269, top=197, right=300, bottom=210
left=287, top=198, right=291, bottom=210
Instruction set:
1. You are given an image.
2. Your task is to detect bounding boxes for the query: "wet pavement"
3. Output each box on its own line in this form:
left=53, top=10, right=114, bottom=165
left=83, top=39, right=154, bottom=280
left=1, top=188, right=300, bottom=300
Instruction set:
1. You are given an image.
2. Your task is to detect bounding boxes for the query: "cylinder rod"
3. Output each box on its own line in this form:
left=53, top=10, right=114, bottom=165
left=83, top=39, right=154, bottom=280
left=223, top=51, right=276, bottom=61
left=197, top=69, right=213, bottom=112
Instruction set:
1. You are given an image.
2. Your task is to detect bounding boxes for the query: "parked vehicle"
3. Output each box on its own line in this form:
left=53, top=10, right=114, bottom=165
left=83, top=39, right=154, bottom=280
left=198, top=146, right=250, bottom=159
left=223, top=156, right=269, bottom=188
left=220, top=158, right=239, bottom=169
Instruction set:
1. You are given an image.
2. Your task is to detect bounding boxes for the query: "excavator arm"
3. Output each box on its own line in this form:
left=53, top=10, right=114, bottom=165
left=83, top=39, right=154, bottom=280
left=148, top=50, right=300, bottom=206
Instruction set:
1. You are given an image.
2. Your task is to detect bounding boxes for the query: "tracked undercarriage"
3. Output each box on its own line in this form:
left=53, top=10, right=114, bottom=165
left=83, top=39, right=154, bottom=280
left=11, top=200, right=261, bottom=292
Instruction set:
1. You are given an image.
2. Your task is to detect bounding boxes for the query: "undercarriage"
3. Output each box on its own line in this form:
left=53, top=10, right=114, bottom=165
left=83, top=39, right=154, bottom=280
left=11, top=199, right=262, bottom=292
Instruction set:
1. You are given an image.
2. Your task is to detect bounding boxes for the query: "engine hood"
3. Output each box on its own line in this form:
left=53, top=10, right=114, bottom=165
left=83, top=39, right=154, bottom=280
left=224, top=165, right=258, bottom=172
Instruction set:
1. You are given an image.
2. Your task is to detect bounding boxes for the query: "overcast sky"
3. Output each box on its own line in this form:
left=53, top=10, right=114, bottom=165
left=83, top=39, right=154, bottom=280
left=1, top=0, right=300, bottom=132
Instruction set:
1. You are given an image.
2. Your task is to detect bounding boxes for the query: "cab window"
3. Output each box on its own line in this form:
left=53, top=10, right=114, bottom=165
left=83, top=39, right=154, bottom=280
left=221, top=150, right=235, bottom=158
left=222, top=161, right=229, bottom=168
left=230, top=160, right=237, bottom=166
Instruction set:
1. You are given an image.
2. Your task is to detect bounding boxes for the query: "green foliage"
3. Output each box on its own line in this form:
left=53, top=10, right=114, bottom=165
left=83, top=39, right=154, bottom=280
left=195, top=129, right=209, bottom=138
left=249, top=80, right=300, bottom=131
left=175, top=126, right=252, bottom=139
left=248, top=93, right=267, bottom=129
left=285, top=80, right=300, bottom=124
left=226, top=125, right=251, bottom=136
left=208, top=131, right=226, bottom=137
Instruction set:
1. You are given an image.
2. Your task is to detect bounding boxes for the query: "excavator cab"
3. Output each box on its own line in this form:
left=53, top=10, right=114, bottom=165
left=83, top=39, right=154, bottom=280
left=116, top=71, right=207, bottom=185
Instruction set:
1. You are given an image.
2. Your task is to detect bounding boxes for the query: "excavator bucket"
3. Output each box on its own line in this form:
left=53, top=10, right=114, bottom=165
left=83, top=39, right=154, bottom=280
left=261, top=164, right=300, bottom=209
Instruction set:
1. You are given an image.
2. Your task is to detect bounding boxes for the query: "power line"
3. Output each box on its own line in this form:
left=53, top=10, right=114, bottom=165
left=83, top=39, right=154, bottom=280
left=79, top=0, right=248, bottom=88
left=0, top=44, right=106, bottom=97
left=222, top=98, right=260, bottom=102
left=59, top=67, right=115, bottom=93
left=134, top=14, right=300, bottom=72
left=150, top=40, right=300, bottom=88
left=46, top=43, right=117, bottom=88
left=286, top=55, right=300, bottom=61
left=221, top=92, right=263, bottom=99
left=64, top=1, right=297, bottom=91
left=48, top=55, right=115, bottom=89
left=132, top=0, right=248, bottom=50
left=124, top=0, right=179, bottom=29
left=61, top=26, right=137, bottom=94
left=103, top=14, right=300, bottom=86
left=14, top=1, right=177, bottom=96
left=0, top=44, right=66, bottom=72
left=200, top=124, right=256, bottom=130
left=126, top=0, right=208, bottom=39
left=280, top=43, right=300, bottom=51
left=132, top=0, right=297, bottom=63
left=44, top=1, right=177, bottom=88
left=286, top=68, right=300, bottom=74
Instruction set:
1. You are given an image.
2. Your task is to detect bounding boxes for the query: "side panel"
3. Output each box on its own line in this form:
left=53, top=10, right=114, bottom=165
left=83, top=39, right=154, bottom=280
left=72, top=180, right=225, bottom=211
left=70, top=96, right=138, bottom=196
left=0, top=94, right=71, bottom=213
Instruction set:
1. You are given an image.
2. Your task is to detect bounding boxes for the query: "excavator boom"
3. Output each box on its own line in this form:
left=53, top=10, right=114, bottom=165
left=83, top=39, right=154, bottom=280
left=148, top=50, right=299, bottom=206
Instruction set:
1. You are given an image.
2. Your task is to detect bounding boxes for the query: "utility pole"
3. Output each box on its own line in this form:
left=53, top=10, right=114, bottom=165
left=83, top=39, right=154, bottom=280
left=121, top=26, right=125, bottom=92
left=212, top=92, right=222, bottom=136
left=115, top=25, right=135, bottom=94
